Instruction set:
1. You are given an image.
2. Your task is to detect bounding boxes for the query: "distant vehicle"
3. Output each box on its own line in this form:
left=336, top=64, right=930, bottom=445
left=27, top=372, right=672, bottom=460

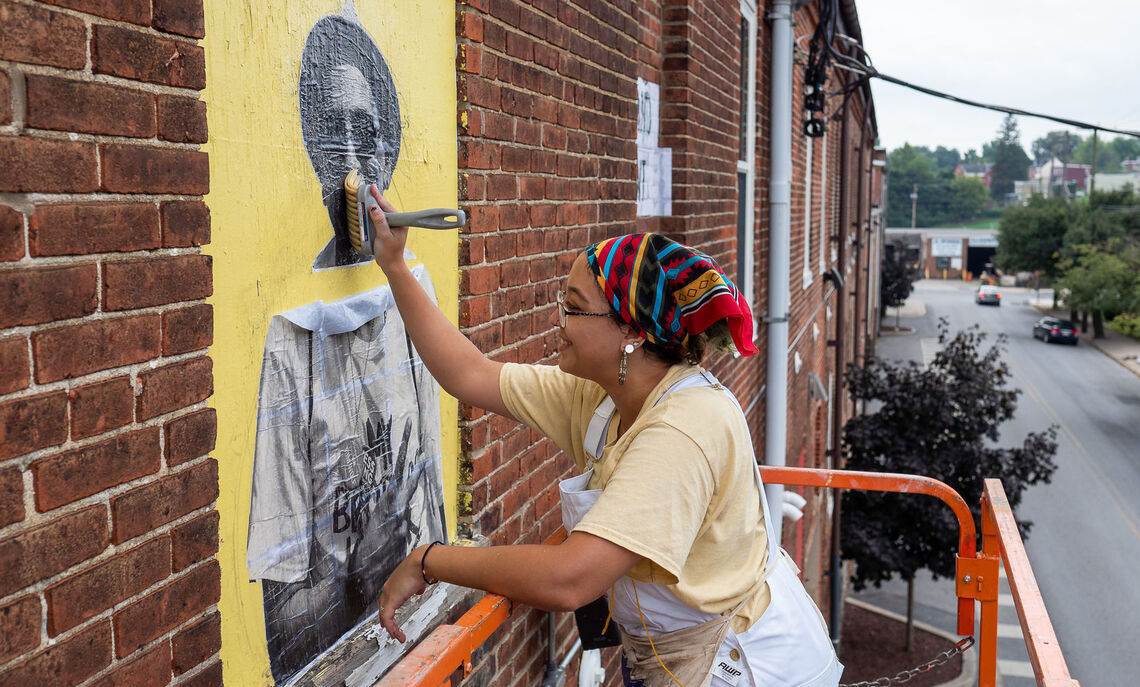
left=976, top=285, right=1001, bottom=306
left=1033, top=317, right=1079, bottom=345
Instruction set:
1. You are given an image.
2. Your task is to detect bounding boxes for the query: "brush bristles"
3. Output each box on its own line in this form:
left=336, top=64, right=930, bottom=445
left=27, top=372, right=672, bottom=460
left=344, top=169, right=364, bottom=253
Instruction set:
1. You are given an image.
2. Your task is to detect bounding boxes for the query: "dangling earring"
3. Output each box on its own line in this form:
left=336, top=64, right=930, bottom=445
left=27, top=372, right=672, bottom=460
left=618, top=343, right=635, bottom=385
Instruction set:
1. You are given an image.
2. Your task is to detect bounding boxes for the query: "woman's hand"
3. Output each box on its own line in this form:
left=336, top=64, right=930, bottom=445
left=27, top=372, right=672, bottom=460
left=368, top=184, right=408, bottom=274
left=378, top=544, right=429, bottom=643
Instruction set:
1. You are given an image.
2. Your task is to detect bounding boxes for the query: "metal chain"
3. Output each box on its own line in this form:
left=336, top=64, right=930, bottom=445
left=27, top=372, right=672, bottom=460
left=839, top=636, right=975, bottom=687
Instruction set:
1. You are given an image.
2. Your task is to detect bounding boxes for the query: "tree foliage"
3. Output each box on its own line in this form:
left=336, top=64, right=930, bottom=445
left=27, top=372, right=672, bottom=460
left=1030, top=130, right=1082, bottom=165
left=885, top=145, right=994, bottom=227
left=989, top=115, right=1031, bottom=201
left=1072, top=135, right=1140, bottom=173
left=880, top=242, right=915, bottom=311
left=841, top=320, right=1058, bottom=588
left=994, top=196, right=1070, bottom=279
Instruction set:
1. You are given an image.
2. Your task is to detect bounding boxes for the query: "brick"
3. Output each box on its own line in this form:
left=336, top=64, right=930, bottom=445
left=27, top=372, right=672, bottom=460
left=112, top=560, right=220, bottom=656
left=25, top=75, right=156, bottom=138
left=103, top=254, right=211, bottom=311
left=101, top=144, right=210, bottom=195
left=136, top=357, right=212, bottom=421
left=160, top=200, right=210, bottom=247
left=0, top=263, right=97, bottom=328
left=0, top=505, right=109, bottom=598
left=153, top=0, right=206, bottom=39
left=0, top=68, right=9, bottom=126
left=171, top=511, right=217, bottom=571
left=30, top=203, right=161, bottom=256
left=0, top=621, right=111, bottom=687
left=162, top=303, right=212, bottom=355
left=111, top=459, right=218, bottom=544
left=0, top=137, right=98, bottom=193
left=0, top=595, right=39, bottom=664
left=164, top=408, right=216, bottom=467
left=172, top=612, right=219, bottom=674
left=0, top=336, right=29, bottom=394
left=42, top=0, right=150, bottom=25
left=0, top=3, right=86, bottom=69
left=69, top=377, right=134, bottom=440
left=157, top=94, right=207, bottom=143
left=32, top=314, right=161, bottom=384
left=32, top=428, right=161, bottom=512
left=45, top=536, right=170, bottom=636
left=0, top=468, right=23, bottom=528
left=0, top=392, right=67, bottom=461
left=179, top=660, right=222, bottom=687
left=88, top=641, right=171, bottom=687
left=93, top=25, right=206, bottom=89
left=0, top=204, right=23, bottom=261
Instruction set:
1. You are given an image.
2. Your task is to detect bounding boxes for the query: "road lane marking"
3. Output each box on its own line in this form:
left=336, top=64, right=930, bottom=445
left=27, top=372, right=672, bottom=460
left=998, top=593, right=1015, bottom=607
left=998, top=623, right=1024, bottom=638
left=1008, top=361, right=1140, bottom=542
left=998, top=660, right=1037, bottom=678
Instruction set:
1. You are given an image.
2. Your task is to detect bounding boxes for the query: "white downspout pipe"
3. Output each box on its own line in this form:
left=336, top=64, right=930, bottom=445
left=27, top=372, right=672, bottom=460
left=764, top=0, right=794, bottom=547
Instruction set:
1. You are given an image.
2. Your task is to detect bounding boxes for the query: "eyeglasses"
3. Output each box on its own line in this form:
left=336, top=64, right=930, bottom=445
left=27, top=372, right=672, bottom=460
left=556, top=291, right=612, bottom=328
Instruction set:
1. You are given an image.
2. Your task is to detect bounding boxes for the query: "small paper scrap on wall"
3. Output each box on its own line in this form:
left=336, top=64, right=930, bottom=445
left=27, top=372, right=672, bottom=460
left=636, top=77, right=672, bottom=217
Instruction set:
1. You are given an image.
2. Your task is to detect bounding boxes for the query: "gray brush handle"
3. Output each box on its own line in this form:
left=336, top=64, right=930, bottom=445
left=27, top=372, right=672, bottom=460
left=385, top=208, right=467, bottom=230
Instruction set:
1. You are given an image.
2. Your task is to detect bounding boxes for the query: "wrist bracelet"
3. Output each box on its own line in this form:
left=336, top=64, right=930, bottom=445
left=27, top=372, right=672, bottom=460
left=421, top=541, right=443, bottom=585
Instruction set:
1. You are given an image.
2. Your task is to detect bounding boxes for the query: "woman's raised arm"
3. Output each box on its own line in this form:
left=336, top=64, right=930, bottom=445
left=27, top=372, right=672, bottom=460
left=368, top=186, right=512, bottom=418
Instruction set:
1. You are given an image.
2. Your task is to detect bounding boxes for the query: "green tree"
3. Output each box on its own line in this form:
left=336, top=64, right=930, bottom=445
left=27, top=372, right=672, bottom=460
left=932, top=146, right=961, bottom=172
left=947, top=176, right=989, bottom=220
left=1071, top=135, right=1140, bottom=174
left=880, top=242, right=915, bottom=328
left=989, top=115, right=1031, bottom=201
left=842, top=320, right=1057, bottom=645
left=1031, top=130, right=1082, bottom=165
left=1056, top=244, right=1135, bottom=338
left=994, top=196, right=1070, bottom=289
left=886, top=144, right=939, bottom=226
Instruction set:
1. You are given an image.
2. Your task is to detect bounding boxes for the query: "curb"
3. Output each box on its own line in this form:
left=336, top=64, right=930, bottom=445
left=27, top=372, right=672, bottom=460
left=1085, top=336, right=1140, bottom=382
left=845, top=598, right=978, bottom=687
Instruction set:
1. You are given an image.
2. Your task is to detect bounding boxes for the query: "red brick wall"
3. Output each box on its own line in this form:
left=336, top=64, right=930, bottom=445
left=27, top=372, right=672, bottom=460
left=450, top=0, right=877, bottom=683
left=0, top=1, right=217, bottom=685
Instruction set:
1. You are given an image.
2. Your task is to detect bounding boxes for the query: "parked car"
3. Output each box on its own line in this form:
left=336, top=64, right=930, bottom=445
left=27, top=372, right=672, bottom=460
left=976, top=285, right=1001, bottom=305
left=1033, top=317, right=1079, bottom=345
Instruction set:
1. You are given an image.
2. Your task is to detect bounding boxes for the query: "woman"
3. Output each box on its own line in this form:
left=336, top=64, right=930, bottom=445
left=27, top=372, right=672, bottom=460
left=370, top=186, right=842, bottom=687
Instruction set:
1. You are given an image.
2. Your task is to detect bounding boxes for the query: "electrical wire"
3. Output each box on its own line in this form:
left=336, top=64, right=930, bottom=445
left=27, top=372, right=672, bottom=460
left=803, top=0, right=1140, bottom=140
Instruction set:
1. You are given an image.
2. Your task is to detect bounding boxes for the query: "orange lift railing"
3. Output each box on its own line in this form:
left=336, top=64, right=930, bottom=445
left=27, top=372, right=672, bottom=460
left=376, top=467, right=1079, bottom=687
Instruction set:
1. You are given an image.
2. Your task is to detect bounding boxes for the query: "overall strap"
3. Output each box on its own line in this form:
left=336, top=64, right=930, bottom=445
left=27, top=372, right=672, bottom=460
left=582, top=370, right=781, bottom=569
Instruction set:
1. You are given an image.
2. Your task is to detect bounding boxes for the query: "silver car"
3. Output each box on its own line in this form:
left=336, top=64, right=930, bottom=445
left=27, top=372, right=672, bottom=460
left=975, top=285, right=1001, bottom=306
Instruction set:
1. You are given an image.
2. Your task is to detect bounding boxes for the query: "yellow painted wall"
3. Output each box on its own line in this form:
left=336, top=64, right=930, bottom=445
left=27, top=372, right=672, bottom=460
left=201, top=1, right=458, bottom=683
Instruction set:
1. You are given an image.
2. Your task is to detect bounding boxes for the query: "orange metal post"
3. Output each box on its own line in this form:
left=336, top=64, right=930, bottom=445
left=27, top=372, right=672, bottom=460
left=759, top=465, right=978, bottom=634
left=982, top=479, right=1080, bottom=687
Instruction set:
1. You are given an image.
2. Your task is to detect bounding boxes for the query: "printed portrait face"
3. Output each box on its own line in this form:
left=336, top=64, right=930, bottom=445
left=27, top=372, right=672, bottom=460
left=299, top=11, right=401, bottom=268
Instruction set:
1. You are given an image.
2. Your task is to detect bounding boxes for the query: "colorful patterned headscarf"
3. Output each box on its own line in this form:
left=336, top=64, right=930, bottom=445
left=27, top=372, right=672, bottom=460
left=584, top=233, right=758, bottom=356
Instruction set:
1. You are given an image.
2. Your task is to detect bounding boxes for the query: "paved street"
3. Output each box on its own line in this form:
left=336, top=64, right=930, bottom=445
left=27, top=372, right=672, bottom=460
left=853, top=279, right=1140, bottom=687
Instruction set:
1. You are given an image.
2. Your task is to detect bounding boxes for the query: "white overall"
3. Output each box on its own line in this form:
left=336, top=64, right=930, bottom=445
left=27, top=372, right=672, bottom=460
left=559, top=371, right=843, bottom=687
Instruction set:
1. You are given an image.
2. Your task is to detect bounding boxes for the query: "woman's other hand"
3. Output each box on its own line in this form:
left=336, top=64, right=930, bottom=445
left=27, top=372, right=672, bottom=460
left=368, top=184, right=408, bottom=274
left=377, top=544, right=429, bottom=643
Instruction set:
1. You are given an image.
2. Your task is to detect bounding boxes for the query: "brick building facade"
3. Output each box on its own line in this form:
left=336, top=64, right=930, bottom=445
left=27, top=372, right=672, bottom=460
left=0, top=1, right=219, bottom=685
left=452, top=0, right=881, bottom=684
left=1, top=0, right=882, bottom=685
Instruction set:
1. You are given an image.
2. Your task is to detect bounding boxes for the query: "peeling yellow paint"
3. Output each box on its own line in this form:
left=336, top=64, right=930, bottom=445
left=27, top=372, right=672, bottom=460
left=201, top=1, right=458, bottom=683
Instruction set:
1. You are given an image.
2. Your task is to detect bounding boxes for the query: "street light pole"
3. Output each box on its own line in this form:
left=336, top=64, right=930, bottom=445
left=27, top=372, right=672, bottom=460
left=910, top=183, right=918, bottom=228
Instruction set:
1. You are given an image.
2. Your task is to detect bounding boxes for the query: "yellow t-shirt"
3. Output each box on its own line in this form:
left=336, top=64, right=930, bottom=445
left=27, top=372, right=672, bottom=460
left=498, top=362, right=771, bottom=631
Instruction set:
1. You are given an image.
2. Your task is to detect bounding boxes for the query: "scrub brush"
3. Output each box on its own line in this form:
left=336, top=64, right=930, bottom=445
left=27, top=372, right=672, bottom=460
left=344, top=169, right=467, bottom=256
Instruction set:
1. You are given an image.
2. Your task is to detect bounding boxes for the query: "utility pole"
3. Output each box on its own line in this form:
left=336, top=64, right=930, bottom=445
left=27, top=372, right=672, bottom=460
left=1090, top=129, right=1098, bottom=195
left=1062, top=131, right=1070, bottom=198
left=910, top=183, right=918, bottom=228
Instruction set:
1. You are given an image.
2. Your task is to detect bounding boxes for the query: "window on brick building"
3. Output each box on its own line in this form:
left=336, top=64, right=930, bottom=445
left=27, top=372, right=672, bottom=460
left=737, top=1, right=758, bottom=312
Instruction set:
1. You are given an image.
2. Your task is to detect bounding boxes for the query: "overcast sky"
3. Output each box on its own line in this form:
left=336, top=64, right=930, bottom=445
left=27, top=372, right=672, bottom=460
left=855, top=1, right=1140, bottom=156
